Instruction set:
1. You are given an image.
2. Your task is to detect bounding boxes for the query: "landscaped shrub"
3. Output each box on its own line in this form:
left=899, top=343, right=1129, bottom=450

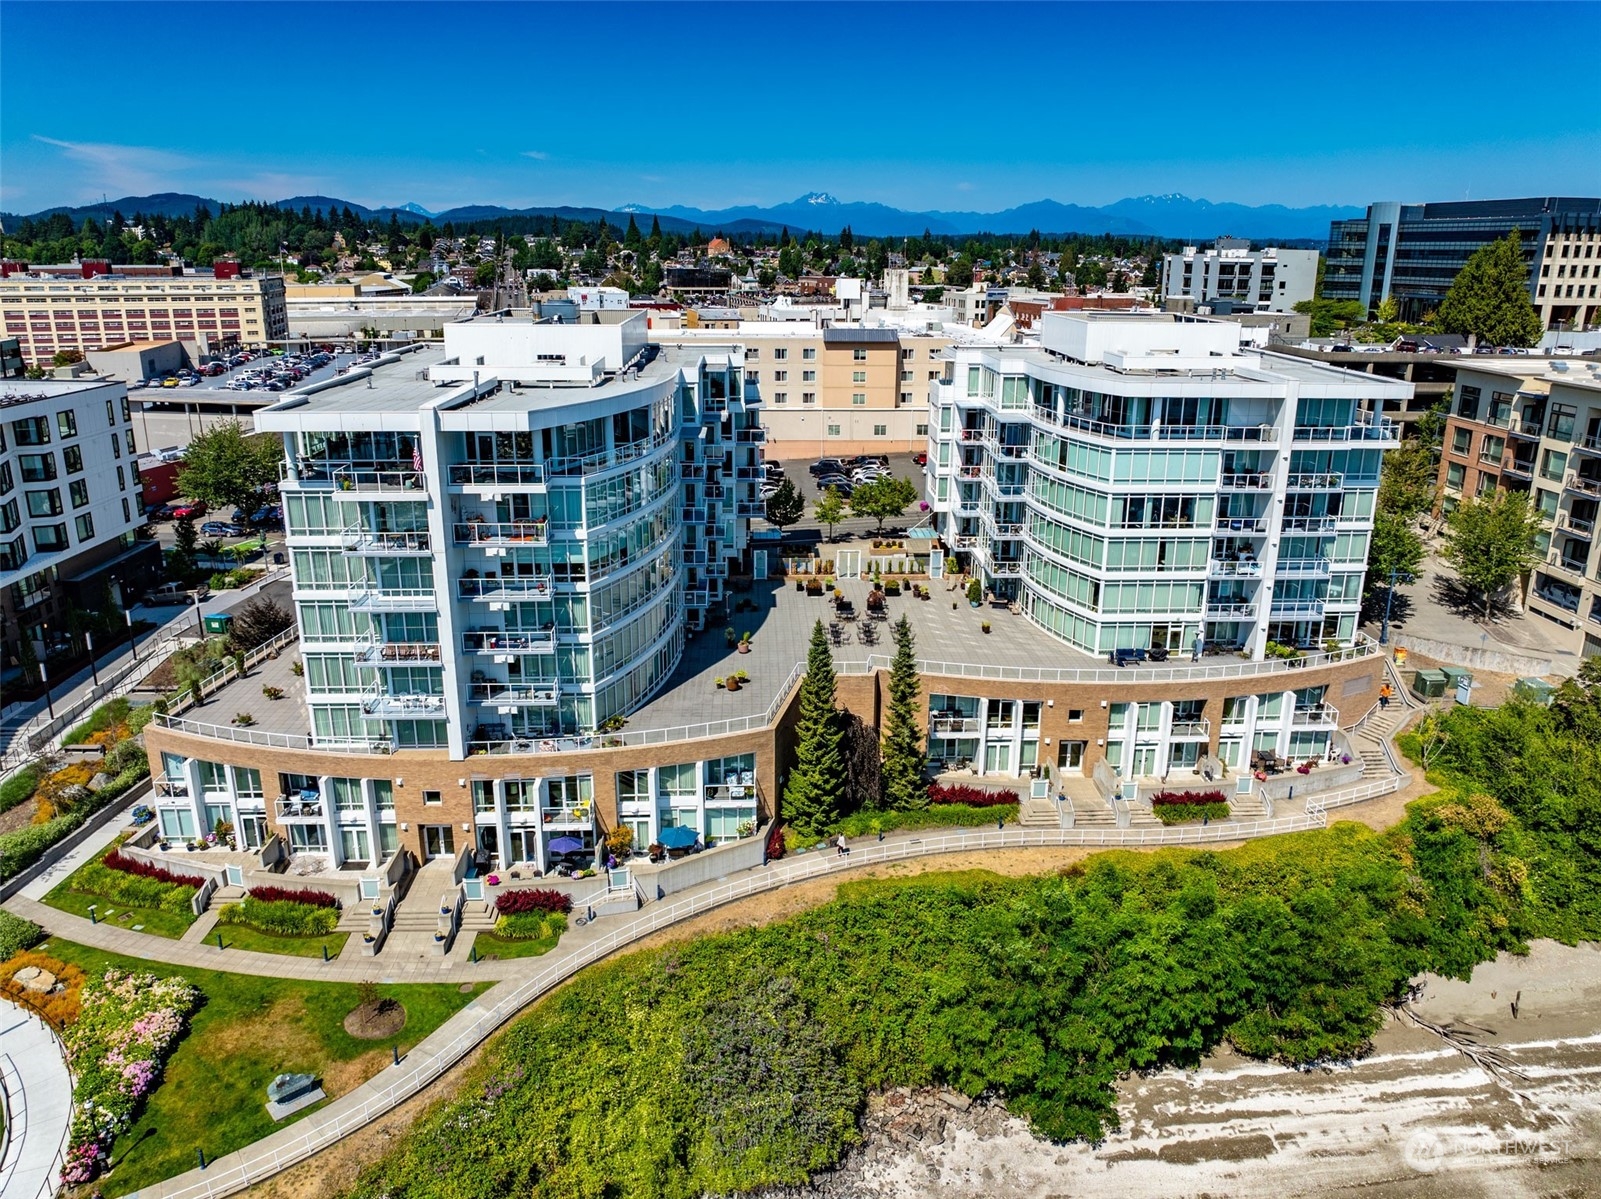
left=103, top=849, right=206, bottom=888
left=247, top=884, right=339, bottom=909
left=925, top=782, right=1018, bottom=808
left=831, top=802, right=1019, bottom=837
left=216, top=896, right=340, bottom=937
left=0, top=764, right=41, bottom=814
left=73, top=861, right=199, bottom=914
left=1150, top=789, right=1230, bottom=825
left=493, top=911, right=568, bottom=941
left=65, top=697, right=136, bottom=747
left=63, top=969, right=200, bottom=1184
left=0, top=909, right=44, bottom=961
left=0, top=766, right=149, bottom=883
left=495, top=888, right=573, bottom=916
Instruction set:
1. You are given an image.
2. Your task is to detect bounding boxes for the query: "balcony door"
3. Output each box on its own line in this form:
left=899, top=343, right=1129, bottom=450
left=422, top=824, right=455, bottom=860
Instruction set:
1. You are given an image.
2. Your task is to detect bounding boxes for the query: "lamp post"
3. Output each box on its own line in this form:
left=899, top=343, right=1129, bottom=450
left=113, top=575, right=140, bottom=662
left=38, top=622, right=56, bottom=721
left=85, top=628, right=100, bottom=687
left=1379, top=566, right=1412, bottom=646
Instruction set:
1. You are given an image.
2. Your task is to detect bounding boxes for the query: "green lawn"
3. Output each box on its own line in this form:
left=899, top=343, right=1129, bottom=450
left=38, top=938, right=490, bottom=1196
left=44, top=870, right=196, bottom=940
left=469, top=928, right=562, bottom=961
left=212, top=924, right=351, bottom=959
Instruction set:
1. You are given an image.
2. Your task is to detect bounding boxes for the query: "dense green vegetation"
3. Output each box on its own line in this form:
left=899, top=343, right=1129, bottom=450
left=0, top=910, right=44, bottom=961
left=351, top=729, right=1595, bottom=1199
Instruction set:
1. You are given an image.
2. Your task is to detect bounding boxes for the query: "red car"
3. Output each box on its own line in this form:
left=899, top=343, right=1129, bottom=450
left=913, top=452, right=928, bottom=466
left=169, top=500, right=208, bottom=520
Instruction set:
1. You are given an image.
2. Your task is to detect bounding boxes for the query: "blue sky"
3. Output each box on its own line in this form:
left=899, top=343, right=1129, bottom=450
left=3, top=1, right=1598, bottom=216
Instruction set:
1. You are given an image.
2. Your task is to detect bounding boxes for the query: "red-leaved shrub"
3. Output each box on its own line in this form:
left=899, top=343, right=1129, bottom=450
left=926, top=783, right=1018, bottom=808
left=247, top=885, right=339, bottom=909
left=102, top=850, right=205, bottom=889
left=1150, top=789, right=1229, bottom=807
left=495, top=888, right=573, bottom=916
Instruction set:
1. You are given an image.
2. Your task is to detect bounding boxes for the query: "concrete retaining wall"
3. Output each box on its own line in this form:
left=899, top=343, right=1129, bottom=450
left=638, top=833, right=768, bottom=899
left=1395, top=633, right=1555, bottom=678
left=0, top=781, right=150, bottom=903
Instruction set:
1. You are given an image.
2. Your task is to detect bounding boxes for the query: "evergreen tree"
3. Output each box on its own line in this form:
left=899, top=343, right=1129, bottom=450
left=763, top=476, right=804, bottom=528
left=1436, top=229, right=1544, bottom=348
left=624, top=214, right=641, bottom=251
left=783, top=621, right=846, bottom=836
left=881, top=615, right=925, bottom=811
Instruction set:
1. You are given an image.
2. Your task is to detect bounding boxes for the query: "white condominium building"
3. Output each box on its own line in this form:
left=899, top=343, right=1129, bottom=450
left=256, top=309, right=763, bottom=758
left=926, top=312, right=1408, bottom=659
left=1160, top=238, right=1318, bottom=314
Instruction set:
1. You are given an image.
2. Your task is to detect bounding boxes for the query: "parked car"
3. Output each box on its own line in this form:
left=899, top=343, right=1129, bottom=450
left=852, top=467, right=889, bottom=483
left=913, top=452, right=928, bottom=466
left=810, top=458, right=847, bottom=477
left=142, top=581, right=210, bottom=606
left=169, top=500, right=208, bottom=520
left=815, top=476, right=855, bottom=497
left=201, top=521, right=245, bottom=537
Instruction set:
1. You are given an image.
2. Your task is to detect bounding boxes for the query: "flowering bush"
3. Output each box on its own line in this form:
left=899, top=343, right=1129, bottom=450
left=495, top=888, right=573, bottom=916
left=63, top=969, right=200, bottom=1183
left=925, top=782, right=1017, bottom=808
left=1150, top=789, right=1228, bottom=807
left=74, top=860, right=200, bottom=914
left=102, top=849, right=207, bottom=888
left=1150, top=790, right=1230, bottom=825
left=247, top=884, right=340, bottom=909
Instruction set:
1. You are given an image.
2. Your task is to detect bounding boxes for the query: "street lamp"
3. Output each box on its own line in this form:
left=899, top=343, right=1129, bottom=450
left=85, top=628, right=100, bottom=687
left=38, top=656, right=55, bottom=722
left=1379, top=566, right=1414, bottom=646
left=112, top=575, right=140, bottom=661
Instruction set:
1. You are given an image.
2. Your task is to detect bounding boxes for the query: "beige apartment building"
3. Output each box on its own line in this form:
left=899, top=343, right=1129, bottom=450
left=1435, top=357, right=1601, bottom=655
left=1536, top=221, right=1601, bottom=334
left=655, top=323, right=952, bottom=456
left=0, top=263, right=288, bottom=366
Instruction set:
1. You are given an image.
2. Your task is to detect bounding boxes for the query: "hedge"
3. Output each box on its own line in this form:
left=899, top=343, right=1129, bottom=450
left=1153, top=801, right=1230, bottom=825
left=1150, top=789, right=1229, bottom=807
left=216, top=895, right=341, bottom=936
left=0, top=764, right=42, bottom=814
left=925, top=782, right=1018, bottom=808
left=0, top=910, right=44, bottom=961
left=72, top=860, right=198, bottom=914
left=831, top=802, right=1020, bottom=838
left=494, top=911, right=568, bottom=941
left=0, top=763, right=149, bottom=883
left=495, top=888, right=573, bottom=916
left=248, top=884, right=340, bottom=909
left=103, top=849, right=206, bottom=888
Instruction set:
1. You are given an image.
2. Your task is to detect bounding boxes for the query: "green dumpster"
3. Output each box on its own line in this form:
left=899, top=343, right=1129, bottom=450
left=1412, top=668, right=1447, bottom=698
left=1512, top=677, right=1557, bottom=707
left=1440, top=667, right=1473, bottom=692
left=203, top=612, right=234, bottom=636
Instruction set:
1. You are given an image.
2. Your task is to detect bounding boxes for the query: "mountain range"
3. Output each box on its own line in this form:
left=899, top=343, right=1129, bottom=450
left=3, top=191, right=1362, bottom=243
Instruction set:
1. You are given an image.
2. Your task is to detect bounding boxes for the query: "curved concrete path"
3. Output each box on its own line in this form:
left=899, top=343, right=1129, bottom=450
left=58, top=793, right=1418, bottom=1199
left=0, top=998, right=73, bottom=1199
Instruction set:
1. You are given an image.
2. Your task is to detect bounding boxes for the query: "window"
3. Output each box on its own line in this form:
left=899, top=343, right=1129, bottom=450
left=827, top=423, right=841, bottom=436
left=772, top=392, right=787, bottom=404
left=773, top=370, right=787, bottom=382
left=802, top=347, right=816, bottom=360
left=852, top=393, right=866, bottom=405
left=423, top=789, right=442, bottom=805
left=1451, top=427, right=1472, bottom=455
left=1479, top=434, right=1505, bottom=463
left=18, top=453, right=55, bottom=482
left=25, top=489, right=62, bottom=517
left=75, top=512, right=94, bottom=541
left=1446, top=462, right=1466, bottom=490
left=1456, top=385, right=1481, bottom=420
left=63, top=445, right=83, bottom=473
left=110, top=432, right=121, bottom=459
left=773, top=348, right=787, bottom=361
left=802, top=392, right=816, bottom=404
left=1068, top=708, right=1084, bottom=722
left=852, top=370, right=867, bottom=383
left=56, top=410, right=77, bottom=438
left=873, top=424, right=887, bottom=436
left=70, top=479, right=89, bottom=507
left=915, top=422, right=929, bottom=436
left=745, top=348, right=759, bottom=360
left=33, top=523, right=68, bottom=551
left=852, top=348, right=867, bottom=361
left=802, top=370, right=816, bottom=382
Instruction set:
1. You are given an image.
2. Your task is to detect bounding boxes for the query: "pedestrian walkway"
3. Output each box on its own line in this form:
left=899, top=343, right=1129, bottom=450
left=15, top=792, right=143, bottom=903
left=0, top=998, right=73, bottom=1199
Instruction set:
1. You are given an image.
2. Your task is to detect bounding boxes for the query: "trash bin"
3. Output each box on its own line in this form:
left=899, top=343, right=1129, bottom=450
left=203, top=612, right=234, bottom=636
left=1412, top=668, right=1447, bottom=698
left=1440, top=666, right=1472, bottom=692
left=1512, top=677, right=1556, bottom=707
left=273, top=551, right=286, bottom=565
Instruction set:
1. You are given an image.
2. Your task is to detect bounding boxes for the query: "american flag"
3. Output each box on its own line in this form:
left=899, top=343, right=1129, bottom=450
left=412, top=443, right=423, bottom=473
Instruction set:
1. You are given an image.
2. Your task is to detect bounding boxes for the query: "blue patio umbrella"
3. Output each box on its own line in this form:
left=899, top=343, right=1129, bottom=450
left=657, top=825, right=699, bottom=849
left=547, top=835, right=586, bottom=855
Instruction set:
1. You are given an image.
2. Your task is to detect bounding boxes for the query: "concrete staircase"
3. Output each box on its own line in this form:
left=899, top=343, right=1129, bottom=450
left=1069, top=794, right=1119, bottom=828
left=1227, top=790, right=1268, bottom=821
left=1017, top=795, right=1062, bottom=828
left=204, top=884, right=246, bottom=913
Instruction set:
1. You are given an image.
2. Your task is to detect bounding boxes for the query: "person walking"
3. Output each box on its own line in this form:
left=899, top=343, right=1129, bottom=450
left=1379, top=682, right=1393, bottom=711
left=1192, top=634, right=1203, bottom=663
left=835, top=833, right=849, bottom=856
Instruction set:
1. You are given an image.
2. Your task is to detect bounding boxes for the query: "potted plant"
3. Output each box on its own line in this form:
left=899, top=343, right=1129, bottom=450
left=725, top=675, right=741, bottom=692
left=967, top=578, right=983, bottom=608
left=714, top=676, right=725, bottom=689
left=725, top=626, right=738, bottom=648
left=737, top=631, right=752, bottom=654
left=263, top=684, right=284, bottom=700
left=981, top=621, right=991, bottom=634
left=735, top=669, right=750, bottom=684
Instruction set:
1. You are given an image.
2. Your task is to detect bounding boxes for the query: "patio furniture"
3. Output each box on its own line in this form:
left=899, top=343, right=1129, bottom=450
left=1110, top=648, right=1147, bottom=667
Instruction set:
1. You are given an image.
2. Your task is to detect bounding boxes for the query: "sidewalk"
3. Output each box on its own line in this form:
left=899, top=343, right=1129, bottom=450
left=0, top=998, right=73, bottom=1199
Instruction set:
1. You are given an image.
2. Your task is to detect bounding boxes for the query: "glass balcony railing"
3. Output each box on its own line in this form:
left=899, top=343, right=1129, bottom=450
left=354, top=640, right=442, bottom=666
left=462, top=629, right=556, bottom=654
left=467, top=682, right=558, bottom=706
left=447, top=463, right=546, bottom=487
left=346, top=586, right=437, bottom=612
left=341, top=527, right=431, bottom=555
left=453, top=520, right=549, bottom=547
left=458, top=576, right=553, bottom=600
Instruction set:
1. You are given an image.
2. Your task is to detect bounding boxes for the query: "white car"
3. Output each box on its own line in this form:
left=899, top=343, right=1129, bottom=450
left=852, top=467, right=889, bottom=483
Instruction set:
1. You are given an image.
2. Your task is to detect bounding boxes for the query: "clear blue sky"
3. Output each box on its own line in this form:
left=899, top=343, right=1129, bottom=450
left=3, top=1, right=1597, bottom=216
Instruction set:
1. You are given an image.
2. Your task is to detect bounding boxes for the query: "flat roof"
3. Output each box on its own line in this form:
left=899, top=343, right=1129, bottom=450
left=0, top=377, right=120, bottom=409
left=257, top=346, right=451, bottom=421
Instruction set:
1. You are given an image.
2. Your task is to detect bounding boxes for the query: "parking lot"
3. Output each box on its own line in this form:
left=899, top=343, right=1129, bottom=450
left=757, top=450, right=932, bottom=545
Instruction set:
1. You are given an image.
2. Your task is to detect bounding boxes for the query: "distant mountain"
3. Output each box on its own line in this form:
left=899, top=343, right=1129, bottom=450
left=4, top=191, right=1365, bottom=242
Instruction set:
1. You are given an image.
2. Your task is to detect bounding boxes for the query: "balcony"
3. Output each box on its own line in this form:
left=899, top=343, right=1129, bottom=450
left=154, top=779, right=189, bottom=799
left=1209, top=559, right=1263, bottom=577
left=1043, top=411, right=1279, bottom=444
left=1572, top=434, right=1601, bottom=457
left=354, top=640, right=442, bottom=666
left=468, top=682, right=558, bottom=707
left=736, top=500, right=766, bottom=518
left=462, top=629, right=555, bottom=656
left=1500, top=456, right=1536, bottom=479
left=1275, top=556, right=1331, bottom=576
left=1214, top=514, right=1267, bottom=533
left=1506, top=418, right=1544, bottom=441
left=929, top=713, right=981, bottom=735
left=332, top=466, right=426, bottom=492
left=342, top=527, right=432, bottom=555
left=276, top=794, right=325, bottom=820
left=1205, top=600, right=1257, bottom=618
left=1292, top=415, right=1398, bottom=444
left=459, top=575, right=553, bottom=602
left=1285, top=472, right=1343, bottom=490
left=1219, top=473, right=1272, bottom=490
left=453, top=520, right=549, bottom=547
left=1565, top=472, right=1601, bottom=498
left=681, top=506, right=706, bottom=524
left=347, top=586, right=437, bottom=612
left=541, top=805, right=593, bottom=828
left=1545, top=550, right=1588, bottom=580
left=1270, top=597, right=1326, bottom=616
left=735, top=428, right=766, bottom=444
left=989, top=559, right=1024, bottom=577
left=1280, top=516, right=1337, bottom=533
left=1292, top=702, right=1338, bottom=727
left=447, top=463, right=546, bottom=488
left=1558, top=511, right=1595, bottom=539
left=1169, top=718, right=1211, bottom=739
left=359, top=687, right=446, bottom=717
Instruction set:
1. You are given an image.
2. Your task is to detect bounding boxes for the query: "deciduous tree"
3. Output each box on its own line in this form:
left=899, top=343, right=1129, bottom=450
left=848, top=476, right=918, bottom=534
left=814, top=487, right=846, bottom=541
left=763, top=477, right=804, bottom=529
left=176, top=421, right=283, bottom=523
left=1442, top=490, right=1543, bottom=616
